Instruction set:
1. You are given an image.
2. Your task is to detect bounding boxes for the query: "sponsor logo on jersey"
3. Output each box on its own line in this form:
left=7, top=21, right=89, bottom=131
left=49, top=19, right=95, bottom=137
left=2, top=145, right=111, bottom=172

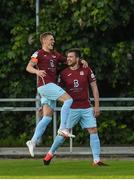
left=74, top=79, right=79, bottom=87
left=50, top=59, right=55, bottom=67
left=80, top=71, right=84, bottom=75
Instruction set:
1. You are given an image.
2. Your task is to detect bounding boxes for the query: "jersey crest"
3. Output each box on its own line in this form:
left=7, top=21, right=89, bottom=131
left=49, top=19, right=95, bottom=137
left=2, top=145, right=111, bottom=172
left=80, top=71, right=84, bottom=75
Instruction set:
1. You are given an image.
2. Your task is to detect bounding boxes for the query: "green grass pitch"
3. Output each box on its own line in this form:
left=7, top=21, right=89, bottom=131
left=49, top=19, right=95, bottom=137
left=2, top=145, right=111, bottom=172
left=0, top=158, right=134, bottom=178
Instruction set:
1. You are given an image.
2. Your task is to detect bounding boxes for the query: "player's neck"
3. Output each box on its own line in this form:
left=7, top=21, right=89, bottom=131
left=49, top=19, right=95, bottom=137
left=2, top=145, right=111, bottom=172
left=42, top=46, right=51, bottom=53
left=70, top=63, right=79, bottom=70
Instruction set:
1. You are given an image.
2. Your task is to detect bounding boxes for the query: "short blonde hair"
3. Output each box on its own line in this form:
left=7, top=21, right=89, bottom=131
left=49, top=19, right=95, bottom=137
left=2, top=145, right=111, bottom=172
left=40, top=32, right=54, bottom=44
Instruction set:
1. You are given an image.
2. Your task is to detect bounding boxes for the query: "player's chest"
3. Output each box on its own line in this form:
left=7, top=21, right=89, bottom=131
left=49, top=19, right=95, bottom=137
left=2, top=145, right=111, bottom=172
left=38, top=54, right=58, bottom=67
left=65, top=70, right=88, bottom=87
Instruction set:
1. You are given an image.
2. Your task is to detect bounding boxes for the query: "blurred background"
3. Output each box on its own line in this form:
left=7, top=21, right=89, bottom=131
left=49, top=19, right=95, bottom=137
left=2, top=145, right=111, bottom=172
left=0, top=0, right=134, bottom=148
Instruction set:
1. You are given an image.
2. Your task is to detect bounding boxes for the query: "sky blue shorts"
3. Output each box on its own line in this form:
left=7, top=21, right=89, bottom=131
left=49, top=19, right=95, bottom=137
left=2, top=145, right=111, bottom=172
left=40, top=97, right=56, bottom=110
left=37, top=83, right=66, bottom=109
left=66, top=107, right=97, bottom=129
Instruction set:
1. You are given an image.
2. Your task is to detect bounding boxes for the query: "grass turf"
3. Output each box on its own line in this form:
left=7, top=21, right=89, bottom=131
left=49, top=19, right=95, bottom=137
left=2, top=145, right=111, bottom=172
left=0, top=158, right=134, bottom=178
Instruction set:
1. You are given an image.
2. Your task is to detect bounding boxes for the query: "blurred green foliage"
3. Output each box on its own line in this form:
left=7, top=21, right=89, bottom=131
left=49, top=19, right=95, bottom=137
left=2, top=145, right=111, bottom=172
left=0, top=0, right=134, bottom=146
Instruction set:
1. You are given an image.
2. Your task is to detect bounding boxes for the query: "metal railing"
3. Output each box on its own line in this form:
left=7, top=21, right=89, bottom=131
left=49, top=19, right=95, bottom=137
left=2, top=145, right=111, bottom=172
left=1, top=97, right=134, bottom=111
left=0, top=97, right=134, bottom=152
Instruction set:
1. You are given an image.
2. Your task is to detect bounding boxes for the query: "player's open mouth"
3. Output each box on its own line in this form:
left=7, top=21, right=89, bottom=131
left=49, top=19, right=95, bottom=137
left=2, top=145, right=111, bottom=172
left=50, top=43, right=54, bottom=47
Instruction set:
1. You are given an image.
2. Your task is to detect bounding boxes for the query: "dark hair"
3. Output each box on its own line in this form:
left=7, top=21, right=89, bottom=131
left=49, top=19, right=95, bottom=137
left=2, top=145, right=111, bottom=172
left=66, top=48, right=81, bottom=58
left=40, top=32, right=54, bottom=44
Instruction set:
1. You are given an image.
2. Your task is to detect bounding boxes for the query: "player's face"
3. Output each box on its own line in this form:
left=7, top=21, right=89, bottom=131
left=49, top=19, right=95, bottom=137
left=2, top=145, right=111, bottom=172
left=67, top=52, right=78, bottom=67
left=43, top=35, right=55, bottom=50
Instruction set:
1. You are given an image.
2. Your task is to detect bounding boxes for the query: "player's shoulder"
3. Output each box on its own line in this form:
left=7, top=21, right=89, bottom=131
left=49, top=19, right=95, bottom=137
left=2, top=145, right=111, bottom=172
left=31, top=49, right=41, bottom=58
left=53, top=50, right=60, bottom=54
left=52, top=50, right=62, bottom=57
left=80, top=66, right=93, bottom=73
left=84, top=66, right=96, bottom=79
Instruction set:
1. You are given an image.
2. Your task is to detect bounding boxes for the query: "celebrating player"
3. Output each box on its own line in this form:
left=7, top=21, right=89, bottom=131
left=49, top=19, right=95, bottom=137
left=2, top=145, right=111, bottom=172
left=26, top=32, right=88, bottom=157
left=43, top=48, right=107, bottom=166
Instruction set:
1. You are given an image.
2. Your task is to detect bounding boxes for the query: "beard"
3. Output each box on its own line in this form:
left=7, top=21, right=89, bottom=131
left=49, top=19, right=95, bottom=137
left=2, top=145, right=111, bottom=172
left=68, top=61, right=77, bottom=67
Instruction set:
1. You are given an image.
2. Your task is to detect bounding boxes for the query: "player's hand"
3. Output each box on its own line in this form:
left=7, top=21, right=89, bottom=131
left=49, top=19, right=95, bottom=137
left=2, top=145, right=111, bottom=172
left=93, top=106, right=100, bottom=117
left=36, top=70, right=47, bottom=77
left=81, top=59, right=88, bottom=68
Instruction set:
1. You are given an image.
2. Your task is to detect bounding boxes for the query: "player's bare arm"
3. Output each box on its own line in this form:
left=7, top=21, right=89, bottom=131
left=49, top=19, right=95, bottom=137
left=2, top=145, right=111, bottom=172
left=26, top=61, right=46, bottom=78
left=90, top=81, right=100, bottom=117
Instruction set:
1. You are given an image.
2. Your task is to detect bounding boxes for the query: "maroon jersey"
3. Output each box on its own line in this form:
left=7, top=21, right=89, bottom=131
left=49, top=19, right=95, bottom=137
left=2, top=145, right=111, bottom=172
left=31, top=49, right=66, bottom=87
left=59, top=67, right=96, bottom=109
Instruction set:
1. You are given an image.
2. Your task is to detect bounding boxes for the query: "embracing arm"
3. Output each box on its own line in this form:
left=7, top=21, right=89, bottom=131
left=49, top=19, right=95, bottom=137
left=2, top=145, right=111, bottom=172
left=80, top=59, right=88, bottom=68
